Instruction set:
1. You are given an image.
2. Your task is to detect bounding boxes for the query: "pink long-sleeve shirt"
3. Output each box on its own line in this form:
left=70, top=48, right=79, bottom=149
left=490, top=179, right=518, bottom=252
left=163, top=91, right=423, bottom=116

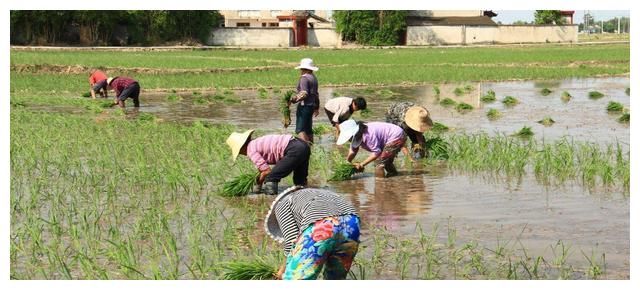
left=349, top=122, right=405, bottom=157
left=246, top=134, right=292, bottom=171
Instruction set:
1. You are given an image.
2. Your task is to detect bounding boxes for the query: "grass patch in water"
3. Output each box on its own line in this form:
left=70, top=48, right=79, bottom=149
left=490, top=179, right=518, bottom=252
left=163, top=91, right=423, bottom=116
left=329, top=162, right=357, bottom=181
left=440, top=98, right=457, bottom=107
left=537, top=117, right=555, bottom=126
left=588, top=91, right=605, bottom=99
left=480, top=90, right=496, bottom=103
left=618, top=112, right=629, bottom=123
left=513, top=126, right=534, bottom=138
left=540, top=88, right=552, bottom=96
left=431, top=122, right=449, bottom=133
left=258, top=87, right=268, bottom=99
left=453, top=87, right=465, bottom=96
left=220, top=172, right=259, bottom=197
left=433, top=85, right=440, bottom=96
left=486, top=108, right=502, bottom=120
left=167, top=93, right=181, bottom=102
left=561, top=91, right=572, bottom=102
left=136, top=112, right=156, bottom=122
left=313, top=124, right=332, bottom=136
left=606, top=101, right=624, bottom=112
left=455, top=102, right=473, bottom=113
left=502, top=96, right=519, bottom=107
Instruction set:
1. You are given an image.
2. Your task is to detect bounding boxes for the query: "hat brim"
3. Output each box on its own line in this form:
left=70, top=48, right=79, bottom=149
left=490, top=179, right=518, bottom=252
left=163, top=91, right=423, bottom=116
left=337, top=126, right=359, bottom=145
left=295, top=65, right=319, bottom=71
left=229, top=130, right=254, bottom=161
left=405, top=106, right=433, bottom=133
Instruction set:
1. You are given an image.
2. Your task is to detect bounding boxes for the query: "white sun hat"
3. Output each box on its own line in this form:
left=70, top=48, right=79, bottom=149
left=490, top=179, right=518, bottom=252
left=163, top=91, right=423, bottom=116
left=336, top=119, right=361, bottom=147
left=106, top=77, right=114, bottom=85
left=295, top=58, right=319, bottom=71
left=226, top=129, right=255, bottom=161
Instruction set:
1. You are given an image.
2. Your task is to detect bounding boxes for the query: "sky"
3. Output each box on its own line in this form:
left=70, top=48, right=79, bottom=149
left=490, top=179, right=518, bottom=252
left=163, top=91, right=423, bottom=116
left=493, top=10, right=630, bottom=24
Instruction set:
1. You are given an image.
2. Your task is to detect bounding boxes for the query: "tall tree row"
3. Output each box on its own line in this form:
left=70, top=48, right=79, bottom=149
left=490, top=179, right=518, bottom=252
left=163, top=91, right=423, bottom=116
left=333, top=10, right=407, bottom=46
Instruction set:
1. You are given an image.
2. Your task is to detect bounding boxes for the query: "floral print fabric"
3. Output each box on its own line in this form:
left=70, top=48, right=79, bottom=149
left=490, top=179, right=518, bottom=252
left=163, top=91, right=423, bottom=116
left=282, top=214, right=360, bottom=280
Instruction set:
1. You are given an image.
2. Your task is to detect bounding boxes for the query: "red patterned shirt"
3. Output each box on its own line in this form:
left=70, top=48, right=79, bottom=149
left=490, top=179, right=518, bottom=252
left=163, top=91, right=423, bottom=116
left=110, top=77, right=138, bottom=96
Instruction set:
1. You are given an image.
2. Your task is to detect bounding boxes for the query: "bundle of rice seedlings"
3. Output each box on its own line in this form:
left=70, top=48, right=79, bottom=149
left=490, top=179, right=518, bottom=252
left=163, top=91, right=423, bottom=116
left=330, top=162, right=358, bottom=181
left=561, top=91, right=572, bottom=102
left=455, top=102, right=473, bottom=113
left=167, top=93, right=181, bottom=102
left=433, top=85, right=440, bottom=96
left=513, top=126, right=534, bottom=138
left=222, top=259, right=277, bottom=280
left=606, top=101, right=624, bottom=112
left=219, top=172, right=259, bottom=197
left=424, top=136, right=449, bottom=160
left=84, top=103, right=104, bottom=113
left=193, top=95, right=208, bottom=105
left=431, top=122, right=449, bottom=133
left=464, top=84, right=474, bottom=93
left=502, top=96, right=519, bottom=107
left=537, top=117, right=555, bottom=126
left=99, top=101, right=116, bottom=108
left=258, top=87, right=268, bottom=99
left=453, top=87, right=465, bottom=96
left=81, top=92, right=91, bottom=98
left=281, top=90, right=296, bottom=128
left=359, top=108, right=372, bottom=118
left=480, top=90, right=496, bottom=103
left=588, top=91, right=605, bottom=100
left=313, top=124, right=332, bottom=136
left=440, top=98, right=457, bottom=107
left=541, top=88, right=552, bottom=96
left=486, top=108, right=502, bottom=120
left=618, top=112, right=630, bottom=123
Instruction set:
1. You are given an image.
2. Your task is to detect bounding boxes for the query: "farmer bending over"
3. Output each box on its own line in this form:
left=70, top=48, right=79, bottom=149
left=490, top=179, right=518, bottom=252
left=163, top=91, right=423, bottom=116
left=385, top=102, right=433, bottom=159
left=265, top=186, right=360, bottom=280
left=107, top=76, right=140, bottom=108
left=324, top=96, right=367, bottom=137
left=226, top=130, right=310, bottom=195
left=337, top=119, right=407, bottom=178
left=289, top=58, right=320, bottom=144
left=89, top=69, right=109, bottom=99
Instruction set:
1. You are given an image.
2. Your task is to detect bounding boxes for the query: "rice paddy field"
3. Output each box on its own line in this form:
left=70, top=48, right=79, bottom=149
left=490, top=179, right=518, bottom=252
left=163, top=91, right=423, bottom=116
left=9, top=43, right=630, bottom=280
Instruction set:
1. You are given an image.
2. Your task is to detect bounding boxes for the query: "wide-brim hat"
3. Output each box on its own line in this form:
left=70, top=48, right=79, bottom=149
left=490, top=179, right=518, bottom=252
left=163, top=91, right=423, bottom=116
left=226, top=129, right=255, bottom=161
left=336, top=119, right=360, bottom=145
left=405, top=106, right=433, bottom=132
left=295, top=58, right=319, bottom=71
left=106, top=77, right=114, bottom=85
left=264, top=185, right=305, bottom=243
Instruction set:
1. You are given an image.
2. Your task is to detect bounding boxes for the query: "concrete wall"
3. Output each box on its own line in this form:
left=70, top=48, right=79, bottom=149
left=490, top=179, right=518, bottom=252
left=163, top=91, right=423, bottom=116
left=407, top=10, right=484, bottom=17
left=407, top=25, right=578, bottom=45
left=307, top=28, right=341, bottom=47
left=208, top=28, right=292, bottom=47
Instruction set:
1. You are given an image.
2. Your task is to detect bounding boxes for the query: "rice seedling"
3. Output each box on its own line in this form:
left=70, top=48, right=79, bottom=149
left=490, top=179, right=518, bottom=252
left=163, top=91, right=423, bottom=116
left=480, top=90, right=496, bottom=103
left=618, top=112, right=629, bottom=123
left=280, top=90, right=295, bottom=128
left=424, top=136, right=449, bottom=160
left=221, top=259, right=277, bottom=280
left=513, top=126, right=534, bottom=138
left=258, top=87, right=268, bottom=99
left=455, top=102, right=473, bottom=113
left=440, top=98, right=457, bottom=107
left=606, top=101, right=624, bottom=112
left=431, top=122, right=449, bottom=133
left=453, top=87, right=465, bottom=96
left=136, top=112, right=156, bottom=122
left=537, top=117, right=555, bottom=126
left=193, top=95, right=209, bottom=105
left=312, top=124, right=332, bottom=136
left=329, top=162, right=357, bottom=181
left=625, top=87, right=630, bottom=96
left=81, top=92, right=91, bottom=98
left=486, top=108, right=502, bottom=120
left=359, top=108, right=372, bottom=118
left=502, top=96, right=519, bottom=107
left=588, top=91, right=604, bottom=99
left=464, top=84, right=474, bottom=92
left=219, top=172, right=259, bottom=197
left=561, top=91, right=572, bottom=102
left=540, top=88, right=552, bottom=96
left=166, top=93, right=181, bottom=102
left=433, top=85, right=440, bottom=97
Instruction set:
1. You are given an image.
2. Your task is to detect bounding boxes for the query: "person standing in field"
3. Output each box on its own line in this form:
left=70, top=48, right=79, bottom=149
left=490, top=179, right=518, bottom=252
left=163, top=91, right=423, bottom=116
left=289, top=58, right=320, bottom=144
left=264, top=186, right=360, bottom=280
left=226, top=130, right=311, bottom=195
left=337, top=119, right=407, bottom=178
left=385, top=101, right=433, bottom=159
left=324, top=96, right=367, bottom=136
left=88, top=69, right=109, bottom=99
left=107, top=76, right=140, bottom=108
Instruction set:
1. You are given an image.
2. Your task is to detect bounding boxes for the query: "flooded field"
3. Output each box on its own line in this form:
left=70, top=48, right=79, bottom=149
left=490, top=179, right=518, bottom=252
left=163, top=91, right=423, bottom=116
left=119, top=77, right=628, bottom=278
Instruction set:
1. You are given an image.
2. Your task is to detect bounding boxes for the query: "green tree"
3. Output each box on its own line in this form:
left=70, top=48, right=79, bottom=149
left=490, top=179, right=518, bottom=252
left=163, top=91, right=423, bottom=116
left=334, top=10, right=407, bottom=46
left=534, top=10, right=565, bottom=25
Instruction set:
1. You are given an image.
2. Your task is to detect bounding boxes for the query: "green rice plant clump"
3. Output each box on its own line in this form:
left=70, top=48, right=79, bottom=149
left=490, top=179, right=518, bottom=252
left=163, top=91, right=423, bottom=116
left=537, top=117, right=555, bottom=126
left=431, top=122, right=449, bottom=133
left=433, top=85, right=440, bottom=96
left=486, top=108, right=502, bottom=120
left=424, top=136, right=450, bottom=160
left=453, top=87, right=465, bottom=96
left=258, top=87, right=268, bottom=99
left=193, top=95, right=209, bottom=105
left=359, top=108, right=372, bottom=118
left=502, top=96, right=519, bottom=107
left=618, top=112, right=629, bottom=123
left=222, top=260, right=277, bottom=280
left=330, top=163, right=357, bottom=181
left=480, top=90, right=496, bottom=103
left=440, top=98, right=457, bottom=107
left=220, top=172, right=259, bottom=197
left=81, top=92, right=91, bottom=98
left=606, top=101, right=624, bottom=112
left=136, top=112, right=156, bottom=122
left=513, top=126, right=534, bottom=138
left=167, top=93, right=181, bottom=102
left=588, top=91, right=605, bottom=99
left=561, top=91, right=572, bottom=102
left=312, top=124, right=332, bottom=136
left=540, top=88, right=552, bottom=96
left=281, top=90, right=295, bottom=128
left=455, top=102, right=473, bottom=113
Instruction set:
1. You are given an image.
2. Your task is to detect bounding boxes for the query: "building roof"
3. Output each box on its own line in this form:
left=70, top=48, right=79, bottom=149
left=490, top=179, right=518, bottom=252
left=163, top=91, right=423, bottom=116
left=278, top=11, right=329, bottom=23
left=406, top=15, right=498, bottom=26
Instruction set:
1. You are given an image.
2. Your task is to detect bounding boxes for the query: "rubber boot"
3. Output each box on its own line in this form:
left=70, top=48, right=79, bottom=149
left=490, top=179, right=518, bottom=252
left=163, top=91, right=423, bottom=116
left=264, top=181, right=279, bottom=195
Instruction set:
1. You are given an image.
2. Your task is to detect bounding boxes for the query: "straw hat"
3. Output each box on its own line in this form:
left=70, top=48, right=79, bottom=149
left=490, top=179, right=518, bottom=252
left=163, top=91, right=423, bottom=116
left=295, top=58, right=319, bottom=71
left=336, top=119, right=361, bottom=146
left=404, top=106, right=433, bottom=132
left=264, top=185, right=305, bottom=243
left=106, top=77, right=114, bottom=85
left=226, top=129, right=255, bottom=161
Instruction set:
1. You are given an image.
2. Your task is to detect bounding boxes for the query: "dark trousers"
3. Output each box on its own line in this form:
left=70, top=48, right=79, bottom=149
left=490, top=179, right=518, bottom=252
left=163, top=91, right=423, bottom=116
left=118, top=82, right=140, bottom=107
left=266, top=138, right=311, bottom=186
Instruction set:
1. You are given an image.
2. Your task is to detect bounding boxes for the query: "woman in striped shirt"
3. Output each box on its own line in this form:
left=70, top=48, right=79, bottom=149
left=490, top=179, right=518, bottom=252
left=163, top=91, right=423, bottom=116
left=265, top=186, right=360, bottom=280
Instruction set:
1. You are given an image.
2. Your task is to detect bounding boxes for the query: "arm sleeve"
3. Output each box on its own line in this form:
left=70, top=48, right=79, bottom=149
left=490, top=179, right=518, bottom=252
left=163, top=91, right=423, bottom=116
left=274, top=198, right=299, bottom=256
left=247, top=145, right=270, bottom=171
left=332, top=105, right=348, bottom=123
